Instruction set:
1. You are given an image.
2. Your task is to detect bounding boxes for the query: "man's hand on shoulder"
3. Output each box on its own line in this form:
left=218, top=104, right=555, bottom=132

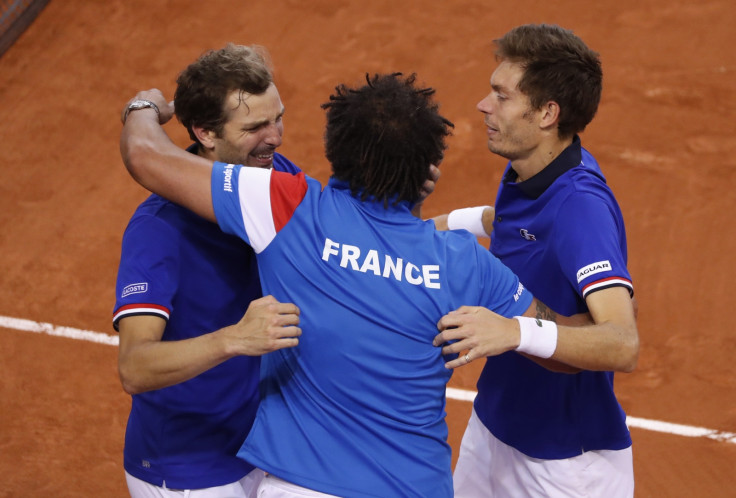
left=224, top=295, right=302, bottom=356
left=412, top=164, right=441, bottom=218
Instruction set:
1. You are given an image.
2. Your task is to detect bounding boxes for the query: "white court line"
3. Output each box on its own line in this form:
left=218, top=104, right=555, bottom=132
left=0, top=315, right=119, bottom=345
left=446, top=387, right=736, bottom=444
left=3, top=314, right=735, bottom=445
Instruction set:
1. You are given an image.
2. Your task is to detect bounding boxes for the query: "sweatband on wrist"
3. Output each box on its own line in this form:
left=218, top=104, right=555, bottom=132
left=447, top=206, right=490, bottom=238
left=514, top=316, right=558, bottom=359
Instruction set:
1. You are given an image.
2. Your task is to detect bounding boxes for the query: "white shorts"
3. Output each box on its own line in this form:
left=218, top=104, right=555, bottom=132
left=453, top=408, right=634, bottom=498
left=125, top=468, right=265, bottom=498
left=256, top=474, right=341, bottom=497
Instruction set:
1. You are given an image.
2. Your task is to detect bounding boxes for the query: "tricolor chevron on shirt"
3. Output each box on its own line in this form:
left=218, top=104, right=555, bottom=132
left=232, top=166, right=308, bottom=253
left=113, top=303, right=170, bottom=330
left=582, top=276, right=633, bottom=299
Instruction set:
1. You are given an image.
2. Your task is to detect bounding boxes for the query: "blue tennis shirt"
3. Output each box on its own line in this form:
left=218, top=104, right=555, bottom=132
left=211, top=162, right=533, bottom=497
left=476, top=137, right=634, bottom=459
left=113, top=152, right=300, bottom=489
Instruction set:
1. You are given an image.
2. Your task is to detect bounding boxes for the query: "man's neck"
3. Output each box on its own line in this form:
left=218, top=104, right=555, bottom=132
left=512, top=136, right=573, bottom=182
left=197, top=145, right=214, bottom=161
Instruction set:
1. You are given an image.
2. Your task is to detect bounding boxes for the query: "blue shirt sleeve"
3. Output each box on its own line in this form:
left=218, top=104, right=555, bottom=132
left=211, top=162, right=253, bottom=245
left=113, top=210, right=179, bottom=326
left=446, top=230, right=533, bottom=318
left=554, top=191, right=632, bottom=298
left=480, top=247, right=534, bottom=318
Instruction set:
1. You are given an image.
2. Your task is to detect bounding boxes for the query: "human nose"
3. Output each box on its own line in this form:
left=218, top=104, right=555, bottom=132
left=477, top=94, right=492, bottom=114
left=264, top=122, right=283, bottom=147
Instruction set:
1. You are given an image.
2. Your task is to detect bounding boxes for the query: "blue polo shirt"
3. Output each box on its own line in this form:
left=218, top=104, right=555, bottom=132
left=210, top=163, right=533, bottom=497
left=113, top=152, right=300, bottom=489
left=476, top=136, right=634, bottom=459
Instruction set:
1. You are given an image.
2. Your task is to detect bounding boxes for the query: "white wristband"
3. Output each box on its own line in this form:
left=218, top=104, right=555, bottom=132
left=447, top=206, right=490, bottom=238
left=514, top=316, right=558, bottom=359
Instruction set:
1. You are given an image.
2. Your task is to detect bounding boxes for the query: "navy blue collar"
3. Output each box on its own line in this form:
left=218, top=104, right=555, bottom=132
left=503, top=135, right=582, bottom=199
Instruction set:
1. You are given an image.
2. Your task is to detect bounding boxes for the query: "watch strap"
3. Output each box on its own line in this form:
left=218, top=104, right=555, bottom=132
left=123, top=99, right=161, bottom=124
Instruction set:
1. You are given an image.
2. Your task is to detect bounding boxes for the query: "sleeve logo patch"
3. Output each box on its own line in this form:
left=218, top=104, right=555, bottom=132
left=223, top=164, right=235, bottom=192
left=122, top=282, right=148, bottom=298
left=576, top=260, right=611, bottom=283
left=513, top=282, right=525, bottom=302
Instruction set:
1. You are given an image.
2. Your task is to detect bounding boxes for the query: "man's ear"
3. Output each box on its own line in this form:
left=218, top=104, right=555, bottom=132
left=192, top=125, right=217, bottom=149
left=539, top=101, right=561, bottom=130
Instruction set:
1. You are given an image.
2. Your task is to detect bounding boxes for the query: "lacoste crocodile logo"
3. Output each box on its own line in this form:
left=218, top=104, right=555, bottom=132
left=520, top=229, right=536, bottom=241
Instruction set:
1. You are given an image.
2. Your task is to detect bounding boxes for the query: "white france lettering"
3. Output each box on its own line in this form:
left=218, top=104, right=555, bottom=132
left=340, top=244, right=360, bottom=270
left=322, top=238, right=339, bottom=261
left=322, top=238, right=440, bottom=289
left=423, top=265, right=440, bottom=289
left=383, top=255, right=403, bottom=281
left=405, top=263, right=422, bottom=285
left=359, top=250, right=381, bottom=275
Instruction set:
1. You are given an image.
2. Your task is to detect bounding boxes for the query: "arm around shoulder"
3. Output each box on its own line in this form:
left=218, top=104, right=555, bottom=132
left=433, top=286, right=638, bottom=373
left=523, top=287, right=639, bottom=373
left=120, top=89, right=217, bottom=222
left=117, top=296, right=302, bottom=395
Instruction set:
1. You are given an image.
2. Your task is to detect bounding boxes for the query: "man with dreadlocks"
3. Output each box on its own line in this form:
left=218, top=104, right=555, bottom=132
left=119, top=73, right=557, bottom=497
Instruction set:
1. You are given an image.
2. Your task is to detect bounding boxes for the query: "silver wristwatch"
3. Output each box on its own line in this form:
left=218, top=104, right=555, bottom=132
left=123, top=99, right=160, bottom=123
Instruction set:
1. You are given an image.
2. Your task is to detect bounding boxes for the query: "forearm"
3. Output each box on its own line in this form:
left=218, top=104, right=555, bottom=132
left=120, top=109, right=179, bottom=187
left=120, top=90, right=216, bottom=221
left=552, top=321, right=639, bottom=372
left=521, top=294, right=639, bottom=373
left=118, top=329, right=233, bottom=395
left=432, top=213, right=449, bottom=230
left=481, top=206, right=495, bottom=235
left=435, top=291, right=638, bottom=373
left=121, top=111, right=214, bottom=216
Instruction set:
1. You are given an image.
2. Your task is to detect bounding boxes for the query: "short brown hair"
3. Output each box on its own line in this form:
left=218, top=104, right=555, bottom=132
left=494, top=24, right=602, bottom=138
left=174, top=43, right=273, bottom=143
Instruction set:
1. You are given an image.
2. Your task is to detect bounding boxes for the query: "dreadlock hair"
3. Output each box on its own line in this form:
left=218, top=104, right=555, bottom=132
left=321, top=73, right=454, bottom=207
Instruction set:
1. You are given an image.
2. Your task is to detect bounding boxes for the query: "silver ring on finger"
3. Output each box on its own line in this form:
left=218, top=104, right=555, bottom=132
left=464, top=353, right=471, bottom=364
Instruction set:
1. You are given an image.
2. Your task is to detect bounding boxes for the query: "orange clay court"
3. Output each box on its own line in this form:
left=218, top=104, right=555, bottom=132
left=0, top=1, right=735, bottom=496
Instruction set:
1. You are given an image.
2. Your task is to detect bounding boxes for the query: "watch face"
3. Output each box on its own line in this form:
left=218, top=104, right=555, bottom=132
left=130, top=100, right=151, bottom=110
left=123, top=99, right=158, bottom=124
